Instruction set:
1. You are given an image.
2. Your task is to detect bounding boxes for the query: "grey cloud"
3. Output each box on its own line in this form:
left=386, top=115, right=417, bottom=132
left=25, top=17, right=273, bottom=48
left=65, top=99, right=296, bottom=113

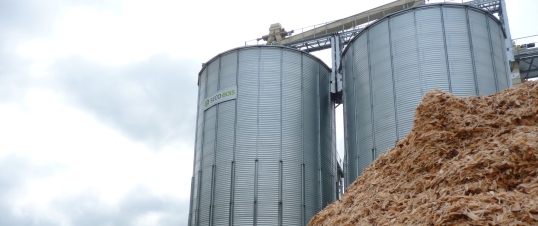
left=50, top=54, right=200, bottom=148
left=53, top=186, right=189, bottom=226
left=0, top=0, right=57, bottom=103
left=0, top=154, right=62, bottom=197
left=0, top=0, right=38, bottom=30
left=0, top=0, right=61, bottom=38
left=0, top=0, right=122, bottom=103
left=0, top=52, right=32, bottom=103
left=0, top=135, right=193, bottom=225
left=0, top=154, right=189, bottom=226
left=0, top=0, right=119, bottom=34
left=0, top=5, right=33, bottom=103
left=0, top=155, right=62, bottom=226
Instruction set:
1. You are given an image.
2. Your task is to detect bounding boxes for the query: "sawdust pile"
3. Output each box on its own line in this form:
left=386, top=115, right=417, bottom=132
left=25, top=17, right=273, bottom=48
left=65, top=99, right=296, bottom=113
left=310, top=81, right=538, bottom=225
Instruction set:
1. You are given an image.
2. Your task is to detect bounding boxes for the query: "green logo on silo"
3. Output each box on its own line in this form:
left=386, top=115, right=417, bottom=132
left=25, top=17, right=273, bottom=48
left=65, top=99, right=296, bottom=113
left=203, top=85, right=237, bottom=111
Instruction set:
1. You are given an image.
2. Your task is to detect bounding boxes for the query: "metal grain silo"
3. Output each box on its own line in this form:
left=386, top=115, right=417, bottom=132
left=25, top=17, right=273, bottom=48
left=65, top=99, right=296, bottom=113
left=342, top=3, right=510, bottom=187
left=188, top=46, right=337, bottom=226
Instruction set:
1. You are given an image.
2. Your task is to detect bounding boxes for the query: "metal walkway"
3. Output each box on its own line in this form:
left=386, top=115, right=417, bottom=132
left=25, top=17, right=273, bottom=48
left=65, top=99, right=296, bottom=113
left=514, top=47, right=538, bottom=79
left=247, top=0, right=506, bottom=53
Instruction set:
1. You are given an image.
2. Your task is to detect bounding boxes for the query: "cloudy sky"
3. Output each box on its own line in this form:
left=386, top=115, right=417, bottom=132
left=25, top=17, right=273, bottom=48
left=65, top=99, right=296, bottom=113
left=0, top=0, right=536, bottom=225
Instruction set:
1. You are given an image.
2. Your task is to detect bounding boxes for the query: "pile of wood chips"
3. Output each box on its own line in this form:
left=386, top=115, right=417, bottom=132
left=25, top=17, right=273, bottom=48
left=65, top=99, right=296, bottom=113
left=310, top=81, right=538, bottom=225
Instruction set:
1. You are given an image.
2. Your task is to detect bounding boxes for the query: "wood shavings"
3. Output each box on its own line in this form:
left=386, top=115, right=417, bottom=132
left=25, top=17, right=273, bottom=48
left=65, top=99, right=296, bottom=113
left=309, top=81, right=538, bottom=226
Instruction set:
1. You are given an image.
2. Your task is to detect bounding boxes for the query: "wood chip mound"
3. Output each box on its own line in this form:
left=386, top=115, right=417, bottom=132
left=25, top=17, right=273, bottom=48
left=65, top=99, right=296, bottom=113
left=310, top=81, right=538, bottom=225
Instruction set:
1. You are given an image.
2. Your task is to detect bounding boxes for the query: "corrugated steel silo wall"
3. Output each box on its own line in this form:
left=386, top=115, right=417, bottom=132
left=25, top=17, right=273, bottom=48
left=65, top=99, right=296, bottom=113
left=342, top=4, right=509, bottom=187
left=188, top=46, right=336, bottom=226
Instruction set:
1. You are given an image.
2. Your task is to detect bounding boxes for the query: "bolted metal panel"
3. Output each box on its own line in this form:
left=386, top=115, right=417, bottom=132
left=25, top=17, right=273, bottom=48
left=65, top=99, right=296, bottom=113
left=219, top=52, right=238, bottom=89
left=369, top=20, right=397, bottom=159
left=193, top=172, right=202, bottom=225
left=390, top=11, right=423, bottom=141
left=212, top=100, right=235, bottom=226
left=319, top=62, right=335, bottom=207
left=281, top=49, right=303, bottom=226
left=189, top=69, right=205, bottom=226
left=199, top=106, right=217, bottom=225
left=303, top=56, right=321, bottom=220
left=206, top=60, right=220, bottom=96
left=444, top=6, right=476, bottom=96
left=195, top=70, right=207, bottom=171
left=469, top=9, right=496, bottom=96
left=189, top=172, right=199, bottom=225
left=488, top=17, right=509, bottom=91
left=188, top=176, right=195, bottom=226
left=353, top=34, right=373, bottom=179
left=199, top=66, right=215, bottom=226
left=416, top=7, right=450, bottom=93
left=342, top=44, right=356, bottom=187
left=234, top=48, right=258, bottom=225
left=213, top=52, right=238, bottom=225
left=341, top=3, right=508, bottom=187
left=189, top=45, right=335, bottom=226
left=257, top=48, right=281, bottom=225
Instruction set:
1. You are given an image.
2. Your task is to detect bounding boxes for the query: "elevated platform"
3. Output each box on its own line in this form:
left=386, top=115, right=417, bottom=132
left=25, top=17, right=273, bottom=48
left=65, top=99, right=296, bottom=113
left=514, top=47, right=538, bottom=79
left=248, top=0, right=506, bottom=53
